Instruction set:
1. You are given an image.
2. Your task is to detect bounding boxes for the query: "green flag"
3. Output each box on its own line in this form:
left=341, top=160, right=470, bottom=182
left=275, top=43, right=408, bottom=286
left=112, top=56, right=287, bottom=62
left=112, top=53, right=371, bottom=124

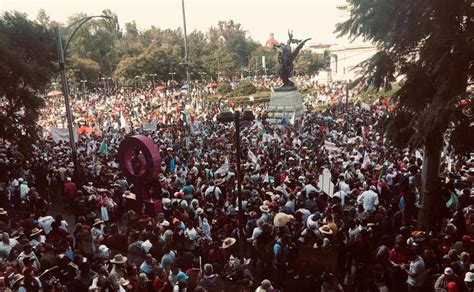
left=99, top=139, right=108, bottom=155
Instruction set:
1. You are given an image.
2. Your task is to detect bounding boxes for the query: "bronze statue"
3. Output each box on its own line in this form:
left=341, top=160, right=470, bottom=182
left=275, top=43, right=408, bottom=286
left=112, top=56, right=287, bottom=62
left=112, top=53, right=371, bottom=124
left=274, top=31, right=311, bottom=91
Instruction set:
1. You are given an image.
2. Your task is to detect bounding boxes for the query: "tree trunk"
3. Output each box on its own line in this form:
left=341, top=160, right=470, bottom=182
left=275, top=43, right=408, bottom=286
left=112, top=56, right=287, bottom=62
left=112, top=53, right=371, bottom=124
left=417, top=132, right=443, bottom=231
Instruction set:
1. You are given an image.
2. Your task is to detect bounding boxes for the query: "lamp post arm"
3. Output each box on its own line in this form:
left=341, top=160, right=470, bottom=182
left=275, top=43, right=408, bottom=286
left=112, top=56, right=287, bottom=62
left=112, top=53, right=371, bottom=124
left=63, top=15, right=114, bottom=56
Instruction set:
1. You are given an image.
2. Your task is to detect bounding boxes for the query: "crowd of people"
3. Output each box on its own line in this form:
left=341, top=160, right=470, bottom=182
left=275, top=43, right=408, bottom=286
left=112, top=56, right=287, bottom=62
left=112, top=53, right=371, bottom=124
left=0, top=78, right=473, bottom=292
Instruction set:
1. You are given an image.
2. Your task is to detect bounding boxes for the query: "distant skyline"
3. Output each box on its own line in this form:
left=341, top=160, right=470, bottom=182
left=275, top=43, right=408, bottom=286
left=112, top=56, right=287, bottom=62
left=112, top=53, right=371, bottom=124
left=1, top=0, right=351, bottom=45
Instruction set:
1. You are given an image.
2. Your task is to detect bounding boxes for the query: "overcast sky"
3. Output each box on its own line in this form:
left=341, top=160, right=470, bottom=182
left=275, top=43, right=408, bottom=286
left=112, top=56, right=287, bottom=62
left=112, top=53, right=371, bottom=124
left=1, top=0, right=350, bottom=45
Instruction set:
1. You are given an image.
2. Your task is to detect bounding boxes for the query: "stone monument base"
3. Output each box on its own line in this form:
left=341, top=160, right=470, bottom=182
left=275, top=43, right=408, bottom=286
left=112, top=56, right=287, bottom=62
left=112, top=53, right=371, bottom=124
left=267, top=90, right=303, bottom=124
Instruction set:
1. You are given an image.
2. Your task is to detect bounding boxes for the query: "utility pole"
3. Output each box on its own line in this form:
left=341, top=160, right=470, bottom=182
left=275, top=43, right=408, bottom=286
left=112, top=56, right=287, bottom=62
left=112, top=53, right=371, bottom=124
left=54, top=27, right=79, bottom=177
left=181, top=0, right=191, bottom=102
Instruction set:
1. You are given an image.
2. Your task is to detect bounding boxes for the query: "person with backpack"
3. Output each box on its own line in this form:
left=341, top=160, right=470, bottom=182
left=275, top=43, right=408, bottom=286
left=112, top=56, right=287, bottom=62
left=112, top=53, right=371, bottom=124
left=273, top=234, right=290, bottom=289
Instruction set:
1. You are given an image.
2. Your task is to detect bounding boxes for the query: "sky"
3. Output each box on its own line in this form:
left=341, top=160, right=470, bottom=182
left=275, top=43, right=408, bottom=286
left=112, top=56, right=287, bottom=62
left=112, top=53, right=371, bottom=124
left=0, top=0, right=350, bottom=45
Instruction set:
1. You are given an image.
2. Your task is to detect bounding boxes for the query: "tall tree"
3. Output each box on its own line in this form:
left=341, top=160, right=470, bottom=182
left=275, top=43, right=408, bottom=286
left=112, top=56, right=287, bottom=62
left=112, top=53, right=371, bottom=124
left=337, top=0, right=473, bottom=230
left=0, top=12, right=56, bottom=151
left=294, top=49, right=326, bottom=75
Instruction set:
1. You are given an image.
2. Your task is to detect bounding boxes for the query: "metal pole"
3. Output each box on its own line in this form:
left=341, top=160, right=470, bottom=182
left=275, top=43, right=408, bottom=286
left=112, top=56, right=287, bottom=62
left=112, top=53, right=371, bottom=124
left=234, top=111, right=245, bottom=257
left=54, top=27, right=79, bottom=177
left=345, top=82, right=349, bottom=109
left=181, top=0, right=191, bottom=102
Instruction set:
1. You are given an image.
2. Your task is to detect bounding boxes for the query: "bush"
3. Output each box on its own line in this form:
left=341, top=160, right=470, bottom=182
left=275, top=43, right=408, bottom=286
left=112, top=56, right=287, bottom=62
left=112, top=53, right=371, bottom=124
left=235, top=82, right=257, bottom=96
left=217, top=83, right=232, bottom=94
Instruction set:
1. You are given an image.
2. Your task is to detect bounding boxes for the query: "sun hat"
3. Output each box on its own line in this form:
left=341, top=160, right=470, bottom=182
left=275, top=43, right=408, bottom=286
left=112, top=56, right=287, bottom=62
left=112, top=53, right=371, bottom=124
left=30, top=228, right=43, bottom=237
left=259, top=205, right=270, bottom=213
left=222, top=237, right=237, bottom=249
left=118, top=278, right=130, bottom=286
left=122, top=191, right=136, bottom=200
left=92, top=218, right=104, bottom=227
left=12, top=273, right=24, bottom=286
left=273, top=213, right=293, bottom=227
left=39, top=266, right=59, bottom=279
left=162, top=198, right=171, bottom=210
left=0, top=208, right=8, bottom=215
left=99, top=245, right=109, bottom=254
left=465, top=272, right=474, bottom=282
left=110, top=254, right=128, bottom=264
left=319, top=225, right=334, bottom=235
left=444, top=267, right=454, bottom=276
left=196, top=208, right=204, bottom=215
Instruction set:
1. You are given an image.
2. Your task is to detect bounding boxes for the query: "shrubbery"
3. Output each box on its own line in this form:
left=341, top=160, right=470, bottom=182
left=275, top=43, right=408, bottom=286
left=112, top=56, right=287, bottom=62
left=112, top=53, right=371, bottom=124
left=234, top=82, right=257, bottom=96
left=217, top=83, right=232, bottom=94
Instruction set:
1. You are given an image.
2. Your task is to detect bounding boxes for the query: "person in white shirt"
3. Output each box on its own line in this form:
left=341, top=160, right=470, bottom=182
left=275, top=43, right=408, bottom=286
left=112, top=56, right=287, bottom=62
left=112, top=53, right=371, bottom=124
left=37, top=215, right=55, bottom=235
left=402, top=249, right=425, bottom=291
left=357, top=186, right=379, bottom=212
left=385, top=168, right=398, bottom=187
left=19, top=179, right=29, bottom=201
left=204, top=182, right=222, bottom=201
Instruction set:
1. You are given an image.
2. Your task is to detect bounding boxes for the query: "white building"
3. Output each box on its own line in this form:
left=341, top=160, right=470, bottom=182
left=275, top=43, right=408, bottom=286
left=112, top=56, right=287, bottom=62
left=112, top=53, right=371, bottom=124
left=309, top=1, right=378, bottom=82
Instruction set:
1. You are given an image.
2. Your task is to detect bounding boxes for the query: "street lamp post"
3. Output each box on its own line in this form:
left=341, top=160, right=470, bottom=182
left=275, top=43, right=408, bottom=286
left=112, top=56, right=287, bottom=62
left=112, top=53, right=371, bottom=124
left=198, top=72, right=206, bottom=83
left=101, top=77, right=107, bottom=91
left=181, top=0, right=192, bottom=101
left=80, top=80, right=87, bottom=92
left=107, top=77, right=112, bottom=91
left=149, top=73, right=157, bottom=88
left=54, top=15, right=114, bottom=177
left=169, top=72, right=176, bottom=82
left=217, top=109, right=255, bottom=257
left=54, top=27, right=79, bottom=177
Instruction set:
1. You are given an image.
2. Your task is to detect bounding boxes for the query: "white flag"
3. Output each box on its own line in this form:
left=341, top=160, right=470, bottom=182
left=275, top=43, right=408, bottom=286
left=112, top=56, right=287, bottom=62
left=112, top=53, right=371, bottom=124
left=248, top=149, right=258, bottom=165
left=415, top=150, right=423, bottom=160
left=216, top=158, right=230, bottom=175
left=120, top=113, right=130, bottom=133
left=50, top=127, right=78, bottom=143
left=323, top=140, right=338, bottom=152
left=361, top=151, right=371, bottom=169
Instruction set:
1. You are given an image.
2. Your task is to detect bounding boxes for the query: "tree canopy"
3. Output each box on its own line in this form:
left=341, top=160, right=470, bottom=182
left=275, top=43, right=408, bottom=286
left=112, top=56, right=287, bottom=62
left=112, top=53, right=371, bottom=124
left=32, top=10, right=327, bottom=89
left=336, top=0, right=473, bottom=154
left=0, top=11, right=56, bottom=150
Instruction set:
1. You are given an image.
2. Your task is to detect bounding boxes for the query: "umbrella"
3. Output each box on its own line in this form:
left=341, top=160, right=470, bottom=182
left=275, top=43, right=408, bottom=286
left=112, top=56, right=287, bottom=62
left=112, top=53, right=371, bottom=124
left=206, top=82, right=218, bottom=87
left=181, top=84, right=189, bottom=90
left=47, top=90, right=62, bottom=97
left=77, top=126, right=94, bottom=135
left=155, top=85, right=166, bottom=91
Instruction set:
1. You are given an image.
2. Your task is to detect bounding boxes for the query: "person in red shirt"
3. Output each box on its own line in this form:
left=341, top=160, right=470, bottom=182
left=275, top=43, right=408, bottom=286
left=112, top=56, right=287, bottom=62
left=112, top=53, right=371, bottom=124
left=63, top=177, right=77, bottom=208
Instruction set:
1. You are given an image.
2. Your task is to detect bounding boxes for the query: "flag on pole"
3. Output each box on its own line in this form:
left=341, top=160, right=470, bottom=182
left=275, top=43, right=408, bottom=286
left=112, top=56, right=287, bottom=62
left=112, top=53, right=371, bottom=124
left=119, top=113, right=130, bottom=133
left=361, top=151, right=371, bottom=169
left=264, top=172, right=270, bottom=183
left=99, top=139, right=108, bottom=155
left=215, top=157, right=230, bottom=175
left=248, top=149, right=258, bottom=165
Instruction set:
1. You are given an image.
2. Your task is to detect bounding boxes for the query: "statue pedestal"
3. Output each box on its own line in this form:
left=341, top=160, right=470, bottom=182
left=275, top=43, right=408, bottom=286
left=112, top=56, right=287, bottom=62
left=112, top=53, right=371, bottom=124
left=267, top=90, right=303, bottom=124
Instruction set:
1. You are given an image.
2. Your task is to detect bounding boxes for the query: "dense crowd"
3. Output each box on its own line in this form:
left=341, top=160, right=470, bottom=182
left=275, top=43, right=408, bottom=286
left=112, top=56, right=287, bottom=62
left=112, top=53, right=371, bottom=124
left=0, top=79, right=473, bottom=292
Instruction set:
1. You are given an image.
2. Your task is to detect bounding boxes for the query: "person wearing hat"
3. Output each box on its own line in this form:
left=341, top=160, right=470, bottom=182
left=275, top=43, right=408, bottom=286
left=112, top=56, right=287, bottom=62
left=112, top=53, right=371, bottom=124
left=465, top=271, right=474, bottom=291
left=91, top=218, right=104, bottom=252
left=29, top=228, right=46, bottom=248
left=110, top=254, right=128, bottom=280
left=255, top=279, right=275, bottom=292
left=10, top=273, right=25, bottom=290
left=259, top=205, right=271, bottom=223
left=63, top=177, right=77, bottom=208
left=197, top=263, right=223, bottom=291
left=434, top=267, right=462, bottom=292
